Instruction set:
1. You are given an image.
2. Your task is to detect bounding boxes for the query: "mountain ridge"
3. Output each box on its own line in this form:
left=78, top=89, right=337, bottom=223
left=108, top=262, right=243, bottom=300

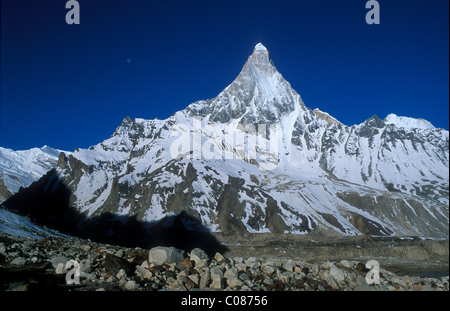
left=0, top=146, right=70, bottom=202
left=1, top=43, right=448, bottom=241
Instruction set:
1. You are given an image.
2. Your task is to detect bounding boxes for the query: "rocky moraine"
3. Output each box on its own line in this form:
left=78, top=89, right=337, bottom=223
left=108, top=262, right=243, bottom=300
left=0, top=232, right=447, bottom=291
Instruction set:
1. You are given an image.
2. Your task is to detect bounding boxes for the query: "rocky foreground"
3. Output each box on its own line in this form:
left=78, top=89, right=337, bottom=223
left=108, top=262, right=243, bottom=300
left=0, top=232, right=448, bottom=291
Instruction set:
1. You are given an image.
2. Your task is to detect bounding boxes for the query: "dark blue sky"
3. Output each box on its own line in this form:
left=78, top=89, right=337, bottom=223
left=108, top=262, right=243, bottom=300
left=1, top=0, right=448, bottom=151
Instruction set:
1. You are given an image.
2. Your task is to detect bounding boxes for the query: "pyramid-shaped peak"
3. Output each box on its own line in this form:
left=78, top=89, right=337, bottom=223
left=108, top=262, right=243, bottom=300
left=186, top=42, right=307, bottom=123
left=254, top=43, right=268, bottom=51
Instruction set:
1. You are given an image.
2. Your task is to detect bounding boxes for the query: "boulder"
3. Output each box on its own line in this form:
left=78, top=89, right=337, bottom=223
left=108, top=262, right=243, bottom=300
left=279, top=271, right=294, bottom=284
left=10, top=257, right=26, bottom=266
left=327, top=275, right=340, bottom=290
left=261, top=264, right=276, bottom=276
left=245, top=257, right=259, bottom=269
left=55, top=263, right=67, bottom=274
left=124, top=280, right=139, bottom=290
left=116, top=268, right=127, bottom=279
left=227, top=276, right=243, bottom=289
left=189, top=248, right=209, bottom=269
left=79, top=244, right=91, bottom=252
left=199, top=269, right=211, bottom=289
left=135, top=265, right=152, bottom=280
left=148, top=246, right=184, bottom=266
left=49, top=256, right=68, bottom=269
left=330, top=265, right=346, bottom=283
left=225, top=267, right=243, bottom=289
left=339, top=260, right=353, bottom=269
left=235, top=262, right=247, bottom=271
left=210, top=266, right=224, bottom=289
left=214, top=252, right=226, bottom=262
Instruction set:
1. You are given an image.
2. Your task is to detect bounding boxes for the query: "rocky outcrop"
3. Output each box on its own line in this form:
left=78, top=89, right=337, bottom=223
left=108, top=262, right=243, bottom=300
left=313, top=108, right=341, bottom=126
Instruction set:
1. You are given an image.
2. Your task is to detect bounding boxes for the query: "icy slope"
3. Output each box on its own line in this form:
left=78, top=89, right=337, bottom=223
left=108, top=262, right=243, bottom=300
left=384, top=113, right=435, bottom=130
left=0, top=208, right=65, bottom=239
left=0, top=146, right=69, bottom=202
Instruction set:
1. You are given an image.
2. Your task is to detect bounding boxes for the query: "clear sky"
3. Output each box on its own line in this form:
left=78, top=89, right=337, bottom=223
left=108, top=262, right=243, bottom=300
left=1, top=0, right=448, bottom=151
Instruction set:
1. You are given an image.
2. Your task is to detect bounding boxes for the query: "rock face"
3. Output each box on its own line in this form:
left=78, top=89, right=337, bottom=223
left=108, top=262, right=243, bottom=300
left=1, top=43, right=448, bottom=240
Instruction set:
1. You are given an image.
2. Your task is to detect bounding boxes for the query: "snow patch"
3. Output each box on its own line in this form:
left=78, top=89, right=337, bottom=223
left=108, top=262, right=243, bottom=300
left=384, top=114, right=435, bottom=130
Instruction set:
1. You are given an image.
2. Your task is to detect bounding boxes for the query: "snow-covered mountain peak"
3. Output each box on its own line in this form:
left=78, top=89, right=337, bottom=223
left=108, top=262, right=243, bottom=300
left=254, top=43, right=268, bottom=51
left=246, top=43, right=273, bottom=70
left=186, top=43, right=306, bottom=125
left=384, top=113, right=435, bottom=130
left=3, top=43, right=448, bottom=240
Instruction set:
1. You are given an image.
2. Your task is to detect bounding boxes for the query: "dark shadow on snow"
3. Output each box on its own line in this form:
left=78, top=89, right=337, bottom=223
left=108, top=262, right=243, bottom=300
left=1, top=169, right=228, bottom=257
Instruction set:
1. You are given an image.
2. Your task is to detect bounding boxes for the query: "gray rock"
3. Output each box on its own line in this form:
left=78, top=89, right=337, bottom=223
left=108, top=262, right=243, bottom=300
left=263, top=276, right=274, bottom=286
left=49, top=256, right=68, bottom=270
left=327, top=275, right=340, bottom=290
left=199, top=269, right=211, bottom=289
left=55, top=262, right=67, bottom=274
left=339, top=260, right=352, bottom=269
left=189, top=248, right=209, bottom=269
left=210, top=266, right=224, bottom=289
left=239, top=272, right=250, bottom=281
left=273, top=258, right=283, bottom=268
left=148, top=246, right=184, bottom=265
left=319, top=269, right=329, bottom=281
left=279, top=271, right=294, bottom=284
left=249, top=268, right=259, bottom=277
left=114, top=249, right=124, bottom=258
left=135, top=265, right=152, bottom=280
left=124, top=280, right=139, bottom=290
left=261, top=264, right=276, bottom=276
left=321, top=261, right=333, bottom=270
left=11, top=257, right=26, bottom=265
left=227, top=276, right=243, bottom=289
left=283, top=263, right=294, bottom=272
left=245, top=257, right=259, bottom=268
left=214, top=252, right=225, bottom=262
left=177, top=273, right=188, bottom=283
left=79, top=244, right=91, bottom=252
left=224, top=267, right=239, bottom=279
left=353, top=274, right=374, bottom=291
left=116, top=268, right=127, bottom=279
left=329, top=265, right=346, bottom=283
left=235, top=262, right=247, bottom=271
left=224, top=267, right=243, bottom=288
